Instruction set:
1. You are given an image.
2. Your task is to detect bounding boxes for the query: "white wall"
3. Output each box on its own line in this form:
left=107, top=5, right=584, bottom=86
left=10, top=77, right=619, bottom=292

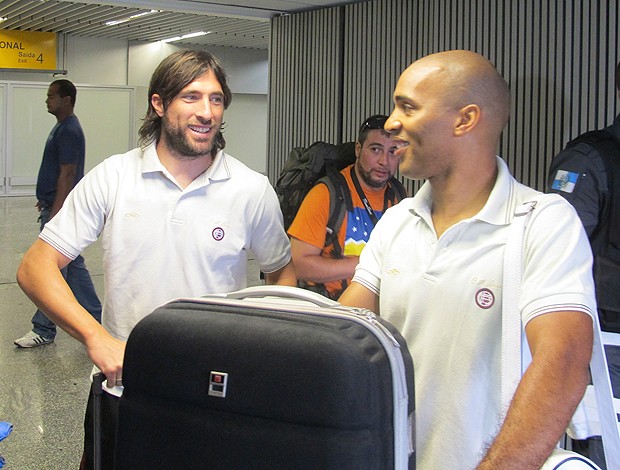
left=128, top=41, right=268, bottom=94
left=223, top=94, right=268, bottom=173
left=65, top=36, right=129, bottom=85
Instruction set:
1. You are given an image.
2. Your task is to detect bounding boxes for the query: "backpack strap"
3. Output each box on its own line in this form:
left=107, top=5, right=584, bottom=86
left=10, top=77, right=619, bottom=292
left=319, top=170, right=352, bottom=259
left=317, top=169, right=405, bottom=298
left=387, top=177, right=408, bottom=204
left=303, top=171, right=351, bottom=298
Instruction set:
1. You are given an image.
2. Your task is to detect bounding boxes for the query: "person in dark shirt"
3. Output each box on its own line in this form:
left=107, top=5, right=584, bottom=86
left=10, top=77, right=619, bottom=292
left=14, top=79, right=101, bottom=348
left=547, top=61, right=620, bottom=469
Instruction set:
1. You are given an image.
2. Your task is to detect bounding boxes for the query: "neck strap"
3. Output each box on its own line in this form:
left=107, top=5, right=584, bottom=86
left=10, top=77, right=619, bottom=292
left=349, top=166, right=389, bottom=226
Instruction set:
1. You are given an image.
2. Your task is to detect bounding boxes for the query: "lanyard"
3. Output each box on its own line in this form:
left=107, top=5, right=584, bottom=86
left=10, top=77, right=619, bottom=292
left=349, top=166, right=389, bottom=226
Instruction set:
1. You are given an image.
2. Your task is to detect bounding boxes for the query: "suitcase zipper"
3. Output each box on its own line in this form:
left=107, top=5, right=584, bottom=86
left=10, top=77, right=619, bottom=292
left=339, top=307, right=407, bottom=397
left=346, top=307, right=401, bottom=347
left=333, top=306, right=413, bottom=469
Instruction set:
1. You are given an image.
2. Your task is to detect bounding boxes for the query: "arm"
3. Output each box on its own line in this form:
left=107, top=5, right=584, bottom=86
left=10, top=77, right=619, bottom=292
left=338, top=280, right=380, bottom=315
left=547, top=144, right=606, bottom=236
left=50, top=163, right=77, bottom=218
left=264, top=259, right=297, bottom=286
left=477, top=310, right=593, bottom=469
left=291, top=237, right=359, bottom=283
left=17, top=239, right=125, bottom=387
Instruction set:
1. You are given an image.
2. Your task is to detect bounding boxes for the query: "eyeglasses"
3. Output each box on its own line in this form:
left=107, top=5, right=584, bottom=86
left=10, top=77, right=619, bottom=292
left=359, top=115, right=389, bottom=133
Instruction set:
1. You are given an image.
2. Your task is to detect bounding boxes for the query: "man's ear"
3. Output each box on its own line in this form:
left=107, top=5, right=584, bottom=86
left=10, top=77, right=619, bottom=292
left=151, top=94, right=165, bottom=117
left=454, top=104, right=480, bottom=136
left=355, top=141, right=362, bottom=158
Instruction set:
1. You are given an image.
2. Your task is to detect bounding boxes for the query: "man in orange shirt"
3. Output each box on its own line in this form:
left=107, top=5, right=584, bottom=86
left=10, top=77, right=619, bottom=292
left=288, top=115, right=406, bottom=299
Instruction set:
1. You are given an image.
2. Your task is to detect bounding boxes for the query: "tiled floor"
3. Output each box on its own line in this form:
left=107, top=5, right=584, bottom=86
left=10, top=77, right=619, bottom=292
left=0, top=196, right=263, bottom=469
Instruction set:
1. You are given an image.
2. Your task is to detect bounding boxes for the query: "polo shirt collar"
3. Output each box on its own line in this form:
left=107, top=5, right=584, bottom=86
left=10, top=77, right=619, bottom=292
left=141, top=143, right=232, bottom=187
left=475, top=156, right=518, bottom=226
left=141, top=141, right=164, bottom=173
left=409, top=156, right=518, bottom=226
left=207, top=149, right=232, bottom=182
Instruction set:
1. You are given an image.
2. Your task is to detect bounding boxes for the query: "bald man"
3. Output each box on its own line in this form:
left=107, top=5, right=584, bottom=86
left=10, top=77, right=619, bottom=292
left=339, top=50, right=596, bottom=469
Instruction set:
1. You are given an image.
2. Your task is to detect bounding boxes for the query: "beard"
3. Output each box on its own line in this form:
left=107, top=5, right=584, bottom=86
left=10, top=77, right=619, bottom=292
left=356, top=161, right=390, bottom=189
left=160, top=117, right=221, bottom=159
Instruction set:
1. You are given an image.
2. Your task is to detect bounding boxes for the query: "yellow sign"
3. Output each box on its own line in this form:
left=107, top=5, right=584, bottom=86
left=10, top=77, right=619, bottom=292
left=0, top=30, right=57, bottom=70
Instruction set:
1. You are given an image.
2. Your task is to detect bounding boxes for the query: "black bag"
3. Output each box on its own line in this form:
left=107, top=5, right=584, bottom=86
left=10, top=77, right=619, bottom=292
left=275, top=141, right=357, bottom=231
left=114, top=286, right=415, bottom=470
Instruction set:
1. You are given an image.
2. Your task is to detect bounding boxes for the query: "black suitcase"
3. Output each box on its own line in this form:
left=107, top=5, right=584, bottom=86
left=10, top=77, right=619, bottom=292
left=114, top=286, right=415, bottom=469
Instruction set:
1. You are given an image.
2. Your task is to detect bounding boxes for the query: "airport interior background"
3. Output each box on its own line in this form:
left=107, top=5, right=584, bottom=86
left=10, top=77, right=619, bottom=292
left=0, top=0, right=618, bottom=467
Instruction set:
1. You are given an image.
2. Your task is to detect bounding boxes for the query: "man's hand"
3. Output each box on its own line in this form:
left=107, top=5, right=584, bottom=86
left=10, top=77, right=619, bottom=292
left=85, top=330, right=127, bottom=388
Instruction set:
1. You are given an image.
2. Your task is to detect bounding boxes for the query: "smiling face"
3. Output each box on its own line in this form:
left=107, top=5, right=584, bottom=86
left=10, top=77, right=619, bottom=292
left=355, top=129, right=400, bottom=189
left=151, top=69, right=225, bottom=159
left=385, top=62, right=458, bottom=181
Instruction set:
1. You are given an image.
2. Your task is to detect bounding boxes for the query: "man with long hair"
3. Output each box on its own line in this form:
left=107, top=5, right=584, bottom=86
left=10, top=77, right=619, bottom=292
left=17, top=50, right=295, bottom=469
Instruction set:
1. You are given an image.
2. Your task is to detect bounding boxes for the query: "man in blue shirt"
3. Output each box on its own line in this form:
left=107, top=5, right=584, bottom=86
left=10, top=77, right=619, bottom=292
left=14, top=79, right=101, bottom=348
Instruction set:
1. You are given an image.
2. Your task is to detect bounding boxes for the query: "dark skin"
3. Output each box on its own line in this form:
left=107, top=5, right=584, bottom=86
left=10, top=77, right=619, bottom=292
left=42, top=83, right=78, bottom=219
left=340, top=50, right=593, bottom=469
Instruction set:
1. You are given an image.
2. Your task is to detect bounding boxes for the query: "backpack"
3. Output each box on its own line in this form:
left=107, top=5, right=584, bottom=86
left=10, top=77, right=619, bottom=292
left=275, top=141, right=407, bottom=298
left=565, top=129, right=620, bottom=331
left=276, top=141, right=357, bottom=231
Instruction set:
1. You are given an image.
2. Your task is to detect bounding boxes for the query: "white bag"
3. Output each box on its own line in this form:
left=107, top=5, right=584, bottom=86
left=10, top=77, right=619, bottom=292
left=540, top=448, right=602, bottom=469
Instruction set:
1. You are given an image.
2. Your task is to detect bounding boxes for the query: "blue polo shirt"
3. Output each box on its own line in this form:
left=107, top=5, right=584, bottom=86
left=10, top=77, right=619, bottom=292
left=36, top=114, right=85, bottom=206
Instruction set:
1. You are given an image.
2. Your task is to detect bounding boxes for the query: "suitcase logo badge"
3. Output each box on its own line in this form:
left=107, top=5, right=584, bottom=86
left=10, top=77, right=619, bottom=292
left=208, top=371, right=228, bottom=397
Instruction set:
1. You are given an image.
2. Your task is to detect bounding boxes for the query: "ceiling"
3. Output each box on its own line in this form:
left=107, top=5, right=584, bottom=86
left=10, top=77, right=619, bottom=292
left=0, top=0, right=359, bottom=50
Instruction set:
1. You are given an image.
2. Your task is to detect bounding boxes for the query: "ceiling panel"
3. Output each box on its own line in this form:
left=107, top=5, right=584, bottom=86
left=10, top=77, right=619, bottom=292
left=0, top=0, right=361, bottom=50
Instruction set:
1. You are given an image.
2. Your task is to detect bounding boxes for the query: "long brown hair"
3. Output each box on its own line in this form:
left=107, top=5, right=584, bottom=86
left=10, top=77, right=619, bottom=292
left=138, top=50, right=233, bottom=151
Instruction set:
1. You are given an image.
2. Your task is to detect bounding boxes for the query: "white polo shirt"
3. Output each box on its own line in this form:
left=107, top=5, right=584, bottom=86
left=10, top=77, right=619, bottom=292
left=41, top=142, right=291, bottom=342
left=352, top=156, right=596, bottom=470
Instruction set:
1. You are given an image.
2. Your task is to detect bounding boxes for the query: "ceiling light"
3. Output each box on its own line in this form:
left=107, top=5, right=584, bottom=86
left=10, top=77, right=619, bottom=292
left=0, top=17, right=7, bottom=23
left=161, top=31, right=210, bottom=43
left=106, top=9, right=158, bottom=27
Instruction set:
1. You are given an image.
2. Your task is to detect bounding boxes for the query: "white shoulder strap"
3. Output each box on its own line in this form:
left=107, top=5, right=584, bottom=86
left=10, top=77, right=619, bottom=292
left=589, top=316, right=620, bottom=468
left=500, top=200, right=536, bottom=417
left=501, top=200, right=620, bottom=469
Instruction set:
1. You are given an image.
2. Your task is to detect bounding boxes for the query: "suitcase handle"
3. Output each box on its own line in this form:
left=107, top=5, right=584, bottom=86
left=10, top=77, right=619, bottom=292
left=92, top=372, right=106, bottom=470
left=225, top=285, right=340, bottom=308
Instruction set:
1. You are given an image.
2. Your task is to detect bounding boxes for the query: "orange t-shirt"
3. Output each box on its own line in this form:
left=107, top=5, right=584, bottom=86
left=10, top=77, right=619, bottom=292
left=288, top=165, right=400, bottom=298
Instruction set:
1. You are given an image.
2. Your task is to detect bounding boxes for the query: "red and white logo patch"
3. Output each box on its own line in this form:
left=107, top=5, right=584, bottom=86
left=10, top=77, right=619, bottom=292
left=475, top=288, right=495, bottom=309
left=212, top=227, right=225, bottom=241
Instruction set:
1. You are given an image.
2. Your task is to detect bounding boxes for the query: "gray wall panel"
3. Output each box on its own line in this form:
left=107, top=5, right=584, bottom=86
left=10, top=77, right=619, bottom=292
left=268, top=8, right=342, bottom=172
left=267, top=0, right=620, bottom=195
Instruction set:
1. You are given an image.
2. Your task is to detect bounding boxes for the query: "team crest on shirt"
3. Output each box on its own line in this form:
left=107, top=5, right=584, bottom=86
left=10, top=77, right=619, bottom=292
left=212, top=227, right=225, bottom=241
left=475, top=288, right=495, bottom=309
left=551, top=170, right=580, bottom=193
